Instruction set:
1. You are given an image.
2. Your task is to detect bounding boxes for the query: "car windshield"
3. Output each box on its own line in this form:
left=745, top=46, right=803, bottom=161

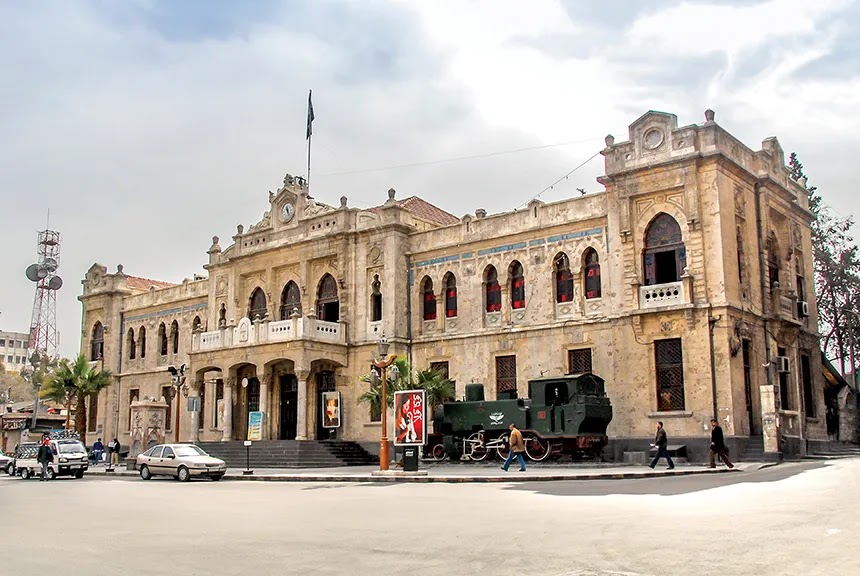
left=173, top=446, right=207, bottom=457
left=58, top=441, right=86, bottom=454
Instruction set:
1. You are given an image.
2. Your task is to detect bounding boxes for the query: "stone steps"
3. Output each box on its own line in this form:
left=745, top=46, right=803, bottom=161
left=738, top=436, right=764, bottom=461
left=196, top=440, right=378, bottom=468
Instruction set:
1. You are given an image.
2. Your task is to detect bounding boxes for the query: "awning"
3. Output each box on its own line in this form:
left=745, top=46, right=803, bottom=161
left=821, top=351, right=851, bottom=391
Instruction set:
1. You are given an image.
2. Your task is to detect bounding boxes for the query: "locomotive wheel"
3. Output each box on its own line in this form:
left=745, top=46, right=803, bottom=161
left=431, top=444, right=446, bottom=461
left=495, top=433, right=511, bottom=461
left=467, top=432, right=489, bottom=461
left=524, top=436, right=552, bottom=462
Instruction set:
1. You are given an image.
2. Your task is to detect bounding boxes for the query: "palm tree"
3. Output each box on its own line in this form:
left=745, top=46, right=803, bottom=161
left=358, top=357, right=455, bottom=418
left=42, top=354, right=112, bottom=443
left=413, top=367, right=456, bottom=411
left=358, top=356, right=410, bottom=418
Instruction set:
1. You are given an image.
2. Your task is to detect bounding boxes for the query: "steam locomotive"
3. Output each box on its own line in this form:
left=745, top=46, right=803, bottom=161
left=426, top=373, right=613, bottom=462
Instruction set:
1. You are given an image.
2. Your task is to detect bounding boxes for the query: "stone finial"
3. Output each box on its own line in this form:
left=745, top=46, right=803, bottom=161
left=208, top=236, right=221, bottom=254
left=236, top=224, right=244, bottom=235
left=798, top=176, right=808, bottom=188
left=704, top=109, right=715, bottom=123
left=340, top=196, right=348, bottom=208
left=475, top=208, right=487, bottom=219
left=116, top=264, right=124, bottom=274
left=387, top=188, right=396, bottom=201
left=268, top=190, right=274, bottom=202
left=604, top=134, right=615, bottom=147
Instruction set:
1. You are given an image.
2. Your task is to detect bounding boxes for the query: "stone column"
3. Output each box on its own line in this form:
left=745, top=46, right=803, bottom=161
left=222, top=377, right=234, bottom=442
left=296, top=370, right=310, bottom=440
left=259, top=369, right=270, bottom=441
left=190, top=379, right=202, bottom=444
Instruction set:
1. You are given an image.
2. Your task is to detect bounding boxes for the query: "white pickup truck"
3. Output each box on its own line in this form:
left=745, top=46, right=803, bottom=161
left=17, top=438, right=89, bottom=480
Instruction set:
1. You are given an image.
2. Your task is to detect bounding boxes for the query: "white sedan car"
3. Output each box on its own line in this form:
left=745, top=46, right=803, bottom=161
left=136, top=444, right=227, bottom=482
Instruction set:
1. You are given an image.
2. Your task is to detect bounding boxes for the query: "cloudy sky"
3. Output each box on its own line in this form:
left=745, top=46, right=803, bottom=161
left=1, top=0, right=858, bottom=358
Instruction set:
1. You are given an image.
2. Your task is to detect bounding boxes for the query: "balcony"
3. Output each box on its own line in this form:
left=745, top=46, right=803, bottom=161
left=640, top=281, right=685, bottom=309
left=191, top=314, right=346, bottom=353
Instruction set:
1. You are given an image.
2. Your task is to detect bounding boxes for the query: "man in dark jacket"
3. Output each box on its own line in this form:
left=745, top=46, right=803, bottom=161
left=37, top=438, right=54, bottom=481
left=709, top=418, right=734, bottom=468
left=649, top=421, right=675, bottom=470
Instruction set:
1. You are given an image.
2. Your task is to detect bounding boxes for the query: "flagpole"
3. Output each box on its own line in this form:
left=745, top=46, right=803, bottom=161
left=306, top=89, right=314, bottom=192
left=307, top=131, right=312, bottom=191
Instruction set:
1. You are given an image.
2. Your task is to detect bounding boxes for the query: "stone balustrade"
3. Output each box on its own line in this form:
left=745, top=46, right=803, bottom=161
left=191, top=314, right=345, bottom=352
left=639, top=281, right=685, bottom=309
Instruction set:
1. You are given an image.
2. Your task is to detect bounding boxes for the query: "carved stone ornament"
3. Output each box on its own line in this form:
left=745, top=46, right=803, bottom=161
left=660, top=320, right=675, bottom=332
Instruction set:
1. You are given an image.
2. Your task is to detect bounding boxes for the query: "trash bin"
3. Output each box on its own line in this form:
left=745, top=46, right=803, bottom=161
left=403, top=447, right=419, bottom=472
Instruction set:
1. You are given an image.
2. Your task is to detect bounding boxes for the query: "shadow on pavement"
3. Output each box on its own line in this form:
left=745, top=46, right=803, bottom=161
left=505, top=462, right=829, bottom=497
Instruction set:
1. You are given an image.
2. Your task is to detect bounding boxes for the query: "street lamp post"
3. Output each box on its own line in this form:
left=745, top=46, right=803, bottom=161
left=167, top=364, right=188, bottom=443
left=370, top=336, right=399, bottom=472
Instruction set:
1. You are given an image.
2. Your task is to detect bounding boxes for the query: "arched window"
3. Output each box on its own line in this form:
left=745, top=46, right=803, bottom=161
left=767, top=234, right=780, bottom=289
left=643, top=213, right=686, bottom=285
left=192, top=316, right=202, bottom=332
left=554, top=253, right=574, bottom=303
left=139, top=326, right=146, bottom=359
left=280, top=281, right=302, bottom=320
left=370, top=275, right=383, bottom=322
left=170, top=320, right=179, bottom=354
left=485, top=266, right=501, bottom=312
left=248, top=287, right=267, bottom=320
left=158, top=323, right=168, bottom=356
left=422, top=277, right=437, bottom=321
left=316, top=274, right=340, bottom=321
left=510, top=261, right=525, bottom=309
left=218, top=303, right=227, bottom=327
left=127, top=328, right=136, bottom=360
left=584, top=248, right=601, bottom=299
left=90, top=322, right=104, bottom=361
left=444, top=273, right=457, bottom=318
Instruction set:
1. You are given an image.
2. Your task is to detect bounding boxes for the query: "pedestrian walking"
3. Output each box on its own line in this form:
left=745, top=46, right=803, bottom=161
left=37, top=437, right=53, bottom=481
left=501, top=423, right=527, bottom=472
left=709, top=418, right=734, bottom=468
left=649, top=421, right=675, bottom=470
left=92, top=438, right=104, bottom=465
left=108, top=437, right=121, bottom=469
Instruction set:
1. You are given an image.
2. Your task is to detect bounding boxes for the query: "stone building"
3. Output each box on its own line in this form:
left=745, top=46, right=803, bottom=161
left=79, top=109, right=828, bottom=461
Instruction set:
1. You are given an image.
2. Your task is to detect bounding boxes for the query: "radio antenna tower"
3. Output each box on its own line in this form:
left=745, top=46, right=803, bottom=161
left=25, top=220, right=63, bottom=360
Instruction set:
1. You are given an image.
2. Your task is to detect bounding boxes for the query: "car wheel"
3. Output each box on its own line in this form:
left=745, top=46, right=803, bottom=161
left=139, top=465, right=152, bottom=480
left=211, top=474, right=224, bottom=482
left=5, top=463, right=13, bottom=475
left=21, top=469, right=30, bottom=480
left=177, top=466, right=191, bottom=482
left=46, top=467, right=56, bottom=481
left=74, top=470, right=84, bottom=479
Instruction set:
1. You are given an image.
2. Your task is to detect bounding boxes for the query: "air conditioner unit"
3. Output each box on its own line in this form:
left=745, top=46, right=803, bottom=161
left=775, top=356, right=790, bottom=373
left=798, top=301, right=810, bottom=318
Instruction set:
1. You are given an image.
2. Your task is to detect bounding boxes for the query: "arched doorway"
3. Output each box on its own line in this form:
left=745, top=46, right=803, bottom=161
left=643, top=213, right=686, bottom=285
left=316, top=370, right=338, bottom=440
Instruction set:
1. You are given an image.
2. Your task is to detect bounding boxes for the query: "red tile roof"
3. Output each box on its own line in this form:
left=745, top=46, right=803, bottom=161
left=366, top=196, right=460, bottom=227
left=125, top=275, right=176, bottom=291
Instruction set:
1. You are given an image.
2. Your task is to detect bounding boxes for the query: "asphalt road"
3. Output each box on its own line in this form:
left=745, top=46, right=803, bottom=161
left=1, top=459, right=857, bottom=576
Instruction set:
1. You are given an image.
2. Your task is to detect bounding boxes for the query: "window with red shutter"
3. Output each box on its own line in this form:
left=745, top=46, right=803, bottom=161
left=444, top=273, right=457, bottom=318
left=485, top=267, right=501, bottom=312
left=510, top=261, right=525, bottom=309
left=583, top=248, right=601, bottom=299
left=554, top=253, right=574, bottom=303
left=422, top=277, right=437, bottom=320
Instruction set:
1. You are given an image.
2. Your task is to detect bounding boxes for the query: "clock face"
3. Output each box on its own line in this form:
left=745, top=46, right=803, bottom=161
left=281, top=202, right=295, bottom=222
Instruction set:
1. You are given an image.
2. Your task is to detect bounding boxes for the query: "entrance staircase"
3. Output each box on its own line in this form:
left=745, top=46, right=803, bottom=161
left=738, top=436, right=764, bottom=461
left=804, top=443, right=860, bottom=460
left=196, top=440, right=378, bottom=468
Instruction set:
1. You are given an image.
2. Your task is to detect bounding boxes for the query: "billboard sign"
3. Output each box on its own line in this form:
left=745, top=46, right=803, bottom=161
left=247, top=411, right=263, bottom=441
left=393, top=389, right=426, bottom=447
left=322, top=391, right=341, bottom=429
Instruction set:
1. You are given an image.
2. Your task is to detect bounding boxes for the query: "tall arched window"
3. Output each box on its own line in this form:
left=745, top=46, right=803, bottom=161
left=643, top=213, right=686, bottom=285
left=90, top=322, right=104, bottom=361
left=316, top=274, right=340, bottom=321
left=422, top=277, right=437, bottom=321
left=170, top=320, right=180, bottom=354
left=444, top=273, right=457, bottom=318
left=192, top=316, right=202, bottom=332
left=583, top=248, right=601, bottom=299
left=280, top=281, right=302, bottom=320
left=510, top=261, right=525, bottom=309
left=370, top=275, right=383, bottom=322
left=158, top=323, right=168, bottom=356
left=127, top=328, right=136, bottom=360
left=767, top=234, right=780, bottom=289
left=485, top=266, right=501, bottom=312
left=248, top=287, right=267, bottom=320
left=554, top=253, right=573, bottom=303
left=139, top=326, right=146, bottom=359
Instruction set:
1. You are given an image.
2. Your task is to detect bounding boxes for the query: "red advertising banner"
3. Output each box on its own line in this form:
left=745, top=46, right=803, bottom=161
left=393, top=390, right=426, bottom=447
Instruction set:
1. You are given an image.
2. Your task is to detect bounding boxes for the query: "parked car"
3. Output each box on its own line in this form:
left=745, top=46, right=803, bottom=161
left=16, top=439, right=89, bottom=480
left=136, top=444, right=227, bottom=482
left=0, top=449, right=13, bottom=474
left=9, top=442, right=38, bottom=476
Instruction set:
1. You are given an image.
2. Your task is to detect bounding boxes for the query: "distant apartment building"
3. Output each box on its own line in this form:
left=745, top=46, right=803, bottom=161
left=0, top=330, right=31, bottom=372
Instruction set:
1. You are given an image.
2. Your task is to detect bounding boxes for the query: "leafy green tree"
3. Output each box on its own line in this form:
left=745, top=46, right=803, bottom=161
left=41, top=354, right=112, bottom=443
left=358, top=357, right=456, bottom=418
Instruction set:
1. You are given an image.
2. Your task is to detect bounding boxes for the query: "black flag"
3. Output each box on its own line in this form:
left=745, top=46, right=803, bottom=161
left=306, top=90, right=315, bottom=140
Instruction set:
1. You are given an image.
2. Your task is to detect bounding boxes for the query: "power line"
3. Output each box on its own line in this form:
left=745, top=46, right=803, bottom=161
left=314, top=138, right=602, bottom=177
left=515, top=151, right=602, bottom=210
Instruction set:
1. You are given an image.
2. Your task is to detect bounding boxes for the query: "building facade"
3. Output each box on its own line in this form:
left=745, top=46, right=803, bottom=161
left=79, top=109, right=827, bottom=460
left=0, top=330, right=32, bottom=373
